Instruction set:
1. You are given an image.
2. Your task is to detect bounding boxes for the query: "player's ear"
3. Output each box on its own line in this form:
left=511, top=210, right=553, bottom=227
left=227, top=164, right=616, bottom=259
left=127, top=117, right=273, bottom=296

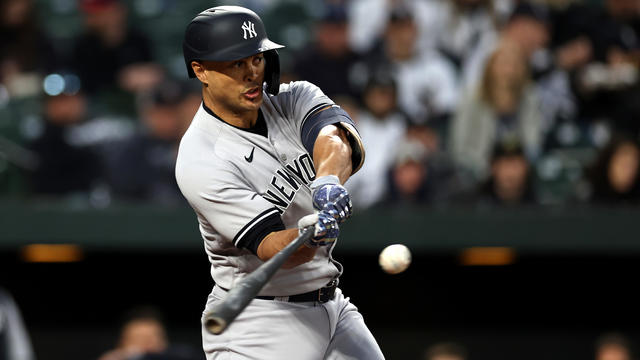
left=191, top=61, right=208, bottom=85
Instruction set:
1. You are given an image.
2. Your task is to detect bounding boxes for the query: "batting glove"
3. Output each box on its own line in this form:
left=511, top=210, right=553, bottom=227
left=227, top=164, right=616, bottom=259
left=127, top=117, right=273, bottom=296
left=310, top=175, right=353, bottom=223
left=298, top=210, right=339, bottom=247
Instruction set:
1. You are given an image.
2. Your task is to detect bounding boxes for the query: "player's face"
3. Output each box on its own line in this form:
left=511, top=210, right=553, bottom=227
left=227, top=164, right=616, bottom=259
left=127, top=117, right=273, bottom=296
left=194, top=54, right=266, bottom=115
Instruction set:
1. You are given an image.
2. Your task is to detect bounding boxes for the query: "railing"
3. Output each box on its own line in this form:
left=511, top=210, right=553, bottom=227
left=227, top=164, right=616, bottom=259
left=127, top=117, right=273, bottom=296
left=1, top=200, right=639, bottom=254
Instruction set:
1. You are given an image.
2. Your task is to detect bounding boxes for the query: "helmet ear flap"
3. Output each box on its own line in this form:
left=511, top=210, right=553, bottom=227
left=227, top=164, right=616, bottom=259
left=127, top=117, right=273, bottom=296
left=263, top=50, right=281, bottom=95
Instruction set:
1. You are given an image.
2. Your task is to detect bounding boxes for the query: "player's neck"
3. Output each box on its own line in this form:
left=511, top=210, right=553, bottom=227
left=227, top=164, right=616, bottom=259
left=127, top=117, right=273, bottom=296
left=203, top=97, right=258, bottom=128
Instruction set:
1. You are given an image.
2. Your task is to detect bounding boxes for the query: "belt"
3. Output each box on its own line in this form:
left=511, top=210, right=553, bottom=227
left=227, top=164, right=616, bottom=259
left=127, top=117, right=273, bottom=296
left=219, top=280, right=337, bottom=303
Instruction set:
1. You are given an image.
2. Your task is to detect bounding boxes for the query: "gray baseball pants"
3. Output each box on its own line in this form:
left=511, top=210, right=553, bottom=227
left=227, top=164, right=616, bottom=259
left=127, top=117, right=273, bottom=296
left=201, top=286, right=385, bottom=359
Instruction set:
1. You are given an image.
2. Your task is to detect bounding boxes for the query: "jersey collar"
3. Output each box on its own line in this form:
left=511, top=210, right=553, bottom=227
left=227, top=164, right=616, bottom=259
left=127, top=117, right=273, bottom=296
left=202, top=101, right=268, bottom=138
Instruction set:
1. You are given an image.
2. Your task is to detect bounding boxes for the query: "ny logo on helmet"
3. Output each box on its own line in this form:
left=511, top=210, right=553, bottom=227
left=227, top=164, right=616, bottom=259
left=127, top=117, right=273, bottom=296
left=241, top=21, right=257, bottom=39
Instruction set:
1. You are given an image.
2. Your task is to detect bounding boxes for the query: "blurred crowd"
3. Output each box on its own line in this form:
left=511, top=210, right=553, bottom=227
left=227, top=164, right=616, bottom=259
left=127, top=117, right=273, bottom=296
left=0, top=291, right=202, bottom=360
left=96, top=307, right=201, bottom=360
left=1, top=0, right=639, bottom=209
left=3, top=291, right=635, bottom=360
left=421, top=333, right=637, bottom=360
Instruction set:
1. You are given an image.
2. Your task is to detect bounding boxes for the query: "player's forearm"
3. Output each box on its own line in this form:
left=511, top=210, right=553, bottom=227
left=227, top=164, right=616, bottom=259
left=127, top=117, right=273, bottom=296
left=313, top=125, right=353, bottom=184
left=257, top=229, right=317, bottom=269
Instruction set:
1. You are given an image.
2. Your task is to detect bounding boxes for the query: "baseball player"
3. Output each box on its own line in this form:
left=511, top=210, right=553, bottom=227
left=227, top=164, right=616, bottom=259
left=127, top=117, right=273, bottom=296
left=175, top=6, right=384, bottom=360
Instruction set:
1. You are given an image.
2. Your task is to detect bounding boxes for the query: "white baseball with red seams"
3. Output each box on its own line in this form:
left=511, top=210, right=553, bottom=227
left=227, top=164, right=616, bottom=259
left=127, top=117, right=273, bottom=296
left=379, top=244, right=412, bottom=274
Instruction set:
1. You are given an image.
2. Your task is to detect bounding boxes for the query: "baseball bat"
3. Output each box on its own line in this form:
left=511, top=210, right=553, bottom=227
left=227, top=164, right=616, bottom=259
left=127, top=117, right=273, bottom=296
left=204, top=227, right=314, bottom=335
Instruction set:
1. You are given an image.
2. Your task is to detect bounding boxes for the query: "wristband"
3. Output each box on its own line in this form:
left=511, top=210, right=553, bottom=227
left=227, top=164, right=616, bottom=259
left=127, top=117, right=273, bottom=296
left=310, top=175, right=340, bottom=189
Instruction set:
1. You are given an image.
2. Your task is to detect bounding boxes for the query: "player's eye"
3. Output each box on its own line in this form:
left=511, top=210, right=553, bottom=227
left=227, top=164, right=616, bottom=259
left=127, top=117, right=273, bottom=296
left=254, top=55, right=263, bottom=64
left=233, top=61, right=243, bottom=68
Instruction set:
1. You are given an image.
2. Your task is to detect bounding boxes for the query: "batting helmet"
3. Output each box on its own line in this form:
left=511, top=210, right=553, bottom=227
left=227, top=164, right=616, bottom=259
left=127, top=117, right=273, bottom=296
left=182, top=6, right=285, bottom=95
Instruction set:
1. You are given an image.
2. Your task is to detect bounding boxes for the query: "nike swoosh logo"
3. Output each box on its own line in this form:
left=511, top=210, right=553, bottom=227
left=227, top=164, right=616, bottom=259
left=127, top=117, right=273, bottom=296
left=245, top=147, right=255, bottom=162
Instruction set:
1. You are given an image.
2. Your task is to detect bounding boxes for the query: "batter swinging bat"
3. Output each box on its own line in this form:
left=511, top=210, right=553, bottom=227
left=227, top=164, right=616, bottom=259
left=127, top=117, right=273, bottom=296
left=204, top=227, right=314, bottom=335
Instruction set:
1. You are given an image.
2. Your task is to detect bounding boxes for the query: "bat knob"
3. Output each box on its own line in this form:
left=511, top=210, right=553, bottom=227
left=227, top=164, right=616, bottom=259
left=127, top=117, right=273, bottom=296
left=204, top=315, right=227, bottom=335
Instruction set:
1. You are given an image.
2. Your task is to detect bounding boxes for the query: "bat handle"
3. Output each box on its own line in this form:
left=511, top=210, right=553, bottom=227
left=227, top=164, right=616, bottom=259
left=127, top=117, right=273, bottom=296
left=205, top=316, right=227, bottom=335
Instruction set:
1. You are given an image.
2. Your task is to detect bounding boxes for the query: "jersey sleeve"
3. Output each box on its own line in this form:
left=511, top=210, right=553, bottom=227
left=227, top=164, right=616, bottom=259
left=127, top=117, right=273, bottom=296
left=277, top=81, right=365, bottom=174
left=300, top=106, right=365, bottom=174
left=278, top=81, right=334, bottom=132
left=177, top=164, right=285, bottom=254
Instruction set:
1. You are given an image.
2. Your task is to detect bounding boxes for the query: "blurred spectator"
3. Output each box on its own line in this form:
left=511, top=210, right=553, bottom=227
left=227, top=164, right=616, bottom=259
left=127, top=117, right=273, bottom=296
left=566, top=0, right=639, bottom=64
left=345, top=73, right=408, bottom=209
left=28, top=77, right=103, bottom=195
left=98, top=307, right=200, bottom=360
left=176, top=83, right=201, bottom=133
left=385, top=138, right=429, bottom=205
left=104, top=80, right=191, bottom=204
left=384, top=128, right=459, bottom=206
left=332, top=95, right=360, bottom=123
left=348, top=0, right=433, bottom=54
left=71, top=0, right=163, bottom=96
left=365, top=5, right=458, bottom=126
left=464, top=1, right=551, bottom=88
left=595, top=332, right=633, bottom=360
left=0, top=0, right=57, bottom=97
left=291, top=5, right=363, bottom=99
left=584, top=135, right=640, bottom=205
left=476, top=141, right=536, bottom=206
left=0, top=287, right=35, bottom=360
left=527, top=0, right=594, bottom=136
left=535, top=34, right=592, bottom=138
left=424, top=341, right=467, bottom=360
left=504, top=2, right=552, bottom=76
left=450, top=41, right=543, bottom=181
left=568, top=0, right=640, bottom=137
left=423, top=0, right=500, bottom=78
left=348, top=0, right=503, bottom=56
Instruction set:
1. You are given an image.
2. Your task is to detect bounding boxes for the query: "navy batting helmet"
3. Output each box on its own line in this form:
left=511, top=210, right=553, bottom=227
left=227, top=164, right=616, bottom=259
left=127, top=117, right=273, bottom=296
left=182, top=6, right=285, bottom=95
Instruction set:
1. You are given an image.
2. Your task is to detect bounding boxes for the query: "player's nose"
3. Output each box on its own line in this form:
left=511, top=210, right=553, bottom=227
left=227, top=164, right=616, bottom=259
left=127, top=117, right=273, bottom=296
left=245, top=62, right=260, bottom=82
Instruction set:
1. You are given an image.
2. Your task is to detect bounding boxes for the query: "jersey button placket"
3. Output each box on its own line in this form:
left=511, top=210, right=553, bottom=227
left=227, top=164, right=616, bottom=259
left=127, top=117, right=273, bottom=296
left=269, top=139, right=287, bottom=164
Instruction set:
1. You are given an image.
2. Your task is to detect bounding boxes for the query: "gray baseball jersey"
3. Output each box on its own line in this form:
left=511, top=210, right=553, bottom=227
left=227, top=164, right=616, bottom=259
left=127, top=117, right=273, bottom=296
left=176, top=81, right=354, bottom=296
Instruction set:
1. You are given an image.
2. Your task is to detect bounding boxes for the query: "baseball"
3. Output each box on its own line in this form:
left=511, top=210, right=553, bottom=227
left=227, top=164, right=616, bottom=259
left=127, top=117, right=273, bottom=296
left=379, top=244, right=412, bottom=274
